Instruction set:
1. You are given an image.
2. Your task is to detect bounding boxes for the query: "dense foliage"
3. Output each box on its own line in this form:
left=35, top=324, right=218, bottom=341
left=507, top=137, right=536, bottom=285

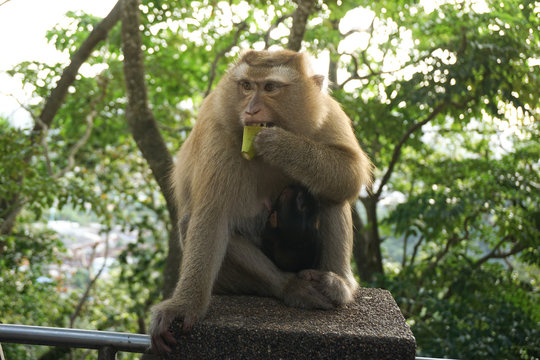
left=1, top=0, right=538, bottom=359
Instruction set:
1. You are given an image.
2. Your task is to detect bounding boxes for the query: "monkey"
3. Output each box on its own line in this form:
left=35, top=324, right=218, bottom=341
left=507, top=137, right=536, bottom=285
left=149, top=49, right=372, bottom=355
left=261, top=185, right=322, bottom=273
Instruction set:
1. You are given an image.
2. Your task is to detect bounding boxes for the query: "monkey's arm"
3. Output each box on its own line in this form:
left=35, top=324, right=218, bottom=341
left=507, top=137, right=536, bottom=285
left=149, top=201, right=229, bottom=355
left=255, top=127, right=369, bottom=203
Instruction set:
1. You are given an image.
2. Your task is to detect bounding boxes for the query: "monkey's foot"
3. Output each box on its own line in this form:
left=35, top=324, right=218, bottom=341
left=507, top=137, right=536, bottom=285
left=298, top=269, right=354, bottom=306
left=281, top=270, right=354, bottom=310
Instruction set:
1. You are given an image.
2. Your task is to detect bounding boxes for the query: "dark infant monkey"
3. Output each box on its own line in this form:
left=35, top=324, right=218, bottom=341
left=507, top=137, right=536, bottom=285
left=262, top=185, right=322, bottom=272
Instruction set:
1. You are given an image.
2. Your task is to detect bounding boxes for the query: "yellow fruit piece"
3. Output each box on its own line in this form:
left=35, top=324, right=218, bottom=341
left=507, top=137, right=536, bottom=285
left=241, top=126, right=263, bottom=160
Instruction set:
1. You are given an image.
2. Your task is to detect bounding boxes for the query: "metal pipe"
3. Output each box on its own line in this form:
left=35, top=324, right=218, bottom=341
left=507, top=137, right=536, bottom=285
left=0, top=324, right=457, bottom=360
left=0, top=324, right=150, bottom=353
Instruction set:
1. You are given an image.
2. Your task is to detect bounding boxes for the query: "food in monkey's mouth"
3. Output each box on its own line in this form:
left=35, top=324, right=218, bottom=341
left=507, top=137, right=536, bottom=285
left=241, top=123, right=275, bottom=159
left=241, top=125, right=262, bottom=160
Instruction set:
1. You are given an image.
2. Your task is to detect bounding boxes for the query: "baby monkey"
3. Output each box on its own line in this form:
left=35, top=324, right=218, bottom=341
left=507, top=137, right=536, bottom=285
left=262, top=185, right=322, bottom=272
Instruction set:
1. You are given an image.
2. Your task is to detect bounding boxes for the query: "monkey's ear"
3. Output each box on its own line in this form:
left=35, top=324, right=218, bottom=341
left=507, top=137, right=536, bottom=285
left=269, top=211, right=278, bottom=228
left=311, top=75, right=325, bottom=90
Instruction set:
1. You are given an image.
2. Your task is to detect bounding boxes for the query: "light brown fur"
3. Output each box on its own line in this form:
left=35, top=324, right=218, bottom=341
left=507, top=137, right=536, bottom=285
left=149, top=50, right=372, bottom=355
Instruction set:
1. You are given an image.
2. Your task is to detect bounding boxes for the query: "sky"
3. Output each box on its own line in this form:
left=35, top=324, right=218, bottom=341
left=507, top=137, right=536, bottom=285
left=0, top=0, right=115, bottom=127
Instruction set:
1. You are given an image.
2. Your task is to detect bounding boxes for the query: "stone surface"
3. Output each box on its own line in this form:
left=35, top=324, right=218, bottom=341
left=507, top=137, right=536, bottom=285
left=166, top=288, right=416, bottom=360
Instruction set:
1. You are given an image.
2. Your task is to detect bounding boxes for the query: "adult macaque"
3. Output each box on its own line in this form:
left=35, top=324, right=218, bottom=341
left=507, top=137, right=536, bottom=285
left=150, top=50, right=372, bottom=355
left=262, top=185, right=322, bottom=273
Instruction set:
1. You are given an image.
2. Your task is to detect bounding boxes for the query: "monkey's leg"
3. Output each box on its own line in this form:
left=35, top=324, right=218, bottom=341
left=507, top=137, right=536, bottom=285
left=214, top=235, right=336, bottom=310
left=319, top=203, right=357, bottom=284
left=298, top=202, right=358, bottom=306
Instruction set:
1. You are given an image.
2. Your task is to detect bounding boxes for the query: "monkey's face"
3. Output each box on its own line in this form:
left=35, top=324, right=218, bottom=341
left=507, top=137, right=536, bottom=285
left=236, top=76, right=288, bottom=128
left=228, top=50, right=325, bottom=134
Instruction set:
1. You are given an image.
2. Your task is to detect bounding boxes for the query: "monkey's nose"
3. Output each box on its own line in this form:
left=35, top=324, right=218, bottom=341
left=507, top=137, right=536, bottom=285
left=245, top=108, right=261, bottom=116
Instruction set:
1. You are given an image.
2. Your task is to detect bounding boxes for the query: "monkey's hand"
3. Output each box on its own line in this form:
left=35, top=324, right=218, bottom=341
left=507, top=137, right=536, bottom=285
left=254, top=126, right=295, bottom=159
left=282, top=270, right=354, bottom=310
left=148, top=298, right=200, bottom=356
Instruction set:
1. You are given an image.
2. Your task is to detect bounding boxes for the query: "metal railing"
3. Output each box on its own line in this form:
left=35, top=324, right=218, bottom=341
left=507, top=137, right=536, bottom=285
left=0, top=324, right=150, bottom=360
left=0, top=323, right=457, bottom=360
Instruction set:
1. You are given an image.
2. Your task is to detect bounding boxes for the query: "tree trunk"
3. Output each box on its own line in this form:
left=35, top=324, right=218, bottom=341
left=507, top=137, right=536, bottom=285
left=287, top=0, right=317, bottom=52
left=353, top=195, right=383, bottom=282
left=327, top=20, right=339, bottom=90
left=120, top=0, right=181, bottom=299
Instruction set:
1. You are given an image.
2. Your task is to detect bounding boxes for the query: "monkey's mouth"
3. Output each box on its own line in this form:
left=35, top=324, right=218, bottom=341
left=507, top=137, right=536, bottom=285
left=243, top=121, right=276, bottom=128
left=254, top=122, right=275, bottom=128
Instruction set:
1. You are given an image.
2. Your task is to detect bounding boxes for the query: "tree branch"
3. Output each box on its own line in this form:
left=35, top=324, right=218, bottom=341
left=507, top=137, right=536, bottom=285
left=401, top=230, right=410, bottom=268
left=0, top=199, right=24, bottom=235
left=473, top=236, right=525, bottom=269
left=361, top=16, right=377, bottom=71
left=409, top=234, right=424, bottom=266
left=10, top=97, right=54, bottom=175
left=287, top=0, right=317, bottom=52
left=157, top=124, right=193, bottom=134
left=375, top=102, right=447, bottom=198
left=69, top=233, right=110, bottom=328
left=205, top=21, right=248, bottom=97
left=425, top=210, right=478, bottom=270
left=55, top=76, right=108, bottom=179
left=36, top=0, right=121, bottom=132
left=337, top=47, right=437, bottom=89
left=264, top=14, right=292, bottom=49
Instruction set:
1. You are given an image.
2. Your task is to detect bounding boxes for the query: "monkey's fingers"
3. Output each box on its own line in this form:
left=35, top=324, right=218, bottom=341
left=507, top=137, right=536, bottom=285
left=180, top=314, right=198, bottom=334
left=151, top=330, right=175, bottom=356
left=163, top=329, right=177, bottom=346
left=283, top=276, right=334, bottom=310
left=302, top=285, right=335, bottom=310
left=298, top=269, right=323, bottom=282
left=299, top=269, right=352, bottom=306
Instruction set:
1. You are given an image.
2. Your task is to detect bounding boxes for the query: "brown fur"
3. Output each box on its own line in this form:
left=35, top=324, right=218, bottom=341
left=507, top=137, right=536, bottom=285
left=242, top=49, right=299, bottom=67
left=149, top=50, right=372, bottom=355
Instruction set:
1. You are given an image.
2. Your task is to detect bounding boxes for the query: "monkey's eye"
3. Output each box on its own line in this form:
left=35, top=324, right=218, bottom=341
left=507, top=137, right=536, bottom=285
left=239, top=81, right=252, bottom=91
left=264, top=82, right=278, bottom=92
